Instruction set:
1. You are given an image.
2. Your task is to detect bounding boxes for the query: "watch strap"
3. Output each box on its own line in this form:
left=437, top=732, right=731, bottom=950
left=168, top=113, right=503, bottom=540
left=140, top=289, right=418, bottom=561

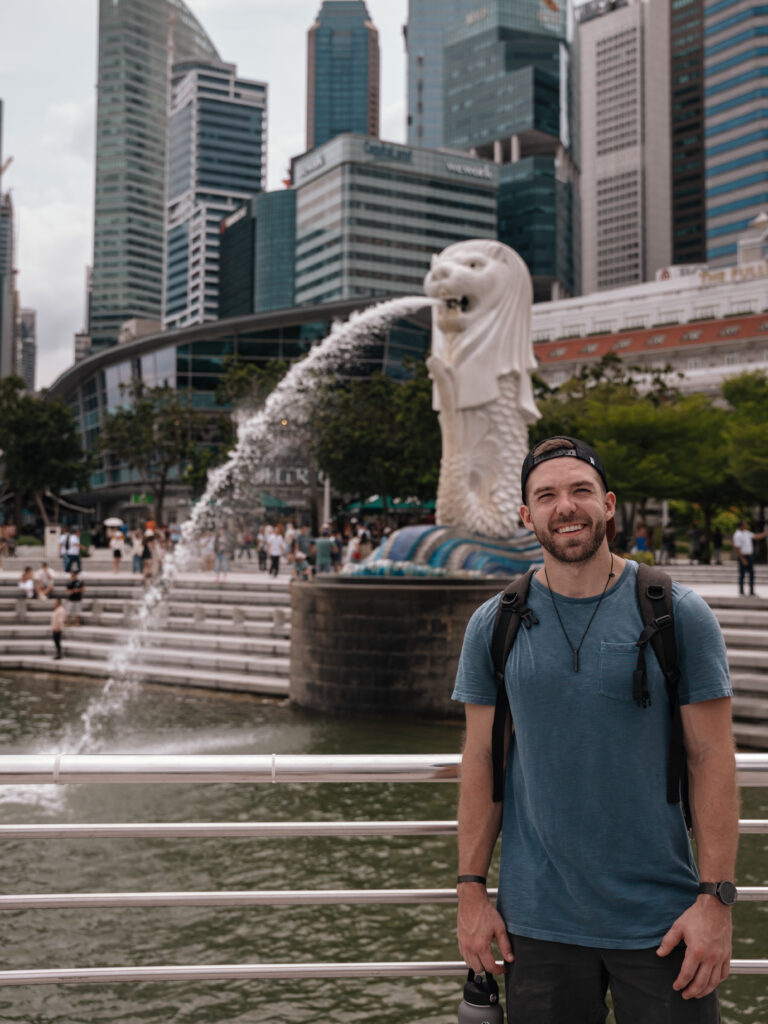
left=457, top=874, right=487, bottom=886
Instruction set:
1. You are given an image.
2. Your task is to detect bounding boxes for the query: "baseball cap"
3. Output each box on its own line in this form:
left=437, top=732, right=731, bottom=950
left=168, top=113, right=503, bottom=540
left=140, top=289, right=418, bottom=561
left=521, top=436, right=615, bottom=543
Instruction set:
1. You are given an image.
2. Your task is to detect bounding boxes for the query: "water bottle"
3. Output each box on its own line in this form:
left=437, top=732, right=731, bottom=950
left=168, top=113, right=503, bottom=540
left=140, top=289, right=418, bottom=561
left=458, top=969, right=504, bottom=1024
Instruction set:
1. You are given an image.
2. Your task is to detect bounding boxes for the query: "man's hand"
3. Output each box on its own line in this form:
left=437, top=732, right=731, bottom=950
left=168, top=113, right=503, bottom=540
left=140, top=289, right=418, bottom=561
left=457, top=884, right=514, bottom=975
left=656, top=897, right=732, bottom=999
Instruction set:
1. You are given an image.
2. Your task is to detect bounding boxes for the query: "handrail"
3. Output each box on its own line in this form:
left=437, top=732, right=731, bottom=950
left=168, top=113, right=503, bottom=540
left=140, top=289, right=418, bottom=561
left=0, top=960, right=765, bottom=985
left=0, top=751, right=765, bottom=784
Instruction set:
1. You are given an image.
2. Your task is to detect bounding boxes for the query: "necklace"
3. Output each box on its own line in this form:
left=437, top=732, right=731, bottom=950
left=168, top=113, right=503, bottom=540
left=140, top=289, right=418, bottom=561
left=544, top=554, right=615, bottom=673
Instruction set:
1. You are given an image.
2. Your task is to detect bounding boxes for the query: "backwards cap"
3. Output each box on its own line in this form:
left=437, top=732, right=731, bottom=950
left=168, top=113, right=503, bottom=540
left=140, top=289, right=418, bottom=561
left=521, top=436, right=615, bottom=542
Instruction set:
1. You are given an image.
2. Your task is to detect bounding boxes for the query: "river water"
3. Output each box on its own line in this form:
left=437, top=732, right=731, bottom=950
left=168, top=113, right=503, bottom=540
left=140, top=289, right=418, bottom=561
left=0, top=674, right=765, bottom=1024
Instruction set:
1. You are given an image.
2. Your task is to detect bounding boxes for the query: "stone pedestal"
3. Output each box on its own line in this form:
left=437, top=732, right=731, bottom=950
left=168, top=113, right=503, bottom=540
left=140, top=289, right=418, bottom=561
left=290, top=577, right=501, bottom=719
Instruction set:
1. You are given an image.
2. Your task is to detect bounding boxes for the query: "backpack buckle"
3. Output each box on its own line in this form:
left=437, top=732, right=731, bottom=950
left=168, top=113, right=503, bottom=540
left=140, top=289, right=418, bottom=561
left=653, top=613, right=673, bottom=631
left=646, top=584, right=666, bottom=601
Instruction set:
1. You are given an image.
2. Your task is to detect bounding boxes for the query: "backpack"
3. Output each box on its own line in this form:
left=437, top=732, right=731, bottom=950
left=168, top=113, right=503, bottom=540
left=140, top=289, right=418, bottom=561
left=489, top=563, right=690, bottom=827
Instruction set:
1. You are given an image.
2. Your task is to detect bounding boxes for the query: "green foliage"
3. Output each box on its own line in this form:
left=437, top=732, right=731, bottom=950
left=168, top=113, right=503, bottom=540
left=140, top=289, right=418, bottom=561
left=721, top=371, right=768, bottom=502
left=0, top=376, right=91, bottom=527
left=216, top=358, right=289, bottom=409
left=625, top=550, right=655, bottom=566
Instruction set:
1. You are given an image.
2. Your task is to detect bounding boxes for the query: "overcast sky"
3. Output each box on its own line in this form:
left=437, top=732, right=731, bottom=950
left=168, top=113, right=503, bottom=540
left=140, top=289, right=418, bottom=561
left=0, top=0, right=409, bottom=389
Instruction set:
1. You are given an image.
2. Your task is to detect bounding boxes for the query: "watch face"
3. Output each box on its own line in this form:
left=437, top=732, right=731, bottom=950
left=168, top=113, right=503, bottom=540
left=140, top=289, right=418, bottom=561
left=717, top=881, right=738, bottom=906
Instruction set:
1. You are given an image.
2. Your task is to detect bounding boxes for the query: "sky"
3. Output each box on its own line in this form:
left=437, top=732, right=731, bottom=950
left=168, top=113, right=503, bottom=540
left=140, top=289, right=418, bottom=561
left=0, top=0, right=410, bottom=389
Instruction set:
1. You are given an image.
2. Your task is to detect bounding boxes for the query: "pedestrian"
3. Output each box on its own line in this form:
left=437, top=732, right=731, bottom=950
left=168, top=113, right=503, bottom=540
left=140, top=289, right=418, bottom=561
left=733, top=519, right=768, bottom=597
left=453, top=435, right=737, bottom=1023
left=34, top=561, right=56, bottom=599
left=687, top=523, right=701, bottom=565
left=109, top=530, right=124, bottom=574
left=131, top=529, right=143, bottom=573
left=65, top=568, right=85, bottom=626
left=51, top=598, right=65, bottom=659
left=713, top=527, right=723, bottom=567
left=256, top=526, right=268, bottom=571
left=17, top=567, right=35, bottom=599
left=58, top=527, right=70, bottom=572
left=141, top=532, right=154, bottom=583
left=660, top=523, right=676, bottom=565
left=200, top=531, right=215, bottom=572
left=267, top=525, right=286, bottom=577
left=634, top=519, right=649, bottom=553
left=292, top=550, right=310, bottom=581
left=214, top=529, right=233, bottom=581
left=66, top=528, right=82, bottom=573
left=313, top=528, right=335, bottom=575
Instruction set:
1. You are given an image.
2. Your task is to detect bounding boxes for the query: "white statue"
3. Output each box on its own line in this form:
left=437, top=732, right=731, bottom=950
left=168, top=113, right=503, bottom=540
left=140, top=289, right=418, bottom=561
left=424, top=239, right=540, bottom=538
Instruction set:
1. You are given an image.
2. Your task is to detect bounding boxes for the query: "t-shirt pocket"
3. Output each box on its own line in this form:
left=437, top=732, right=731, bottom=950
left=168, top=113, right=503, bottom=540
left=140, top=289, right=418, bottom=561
left=598, top=642, right=638, bottom=702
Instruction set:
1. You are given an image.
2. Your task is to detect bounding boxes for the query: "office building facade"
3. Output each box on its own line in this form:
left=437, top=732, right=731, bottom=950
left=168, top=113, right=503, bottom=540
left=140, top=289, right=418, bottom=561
left=405, top=0, right=482, bottom=148
left=306, top=1, right=380, bottom=150
left=578, top=0, right=672, bottom=293
left=89, top=0, right=220, bottom=351
left=671, top=0, right=706, bottom=264
left=0, top=190, right=15, bottom=380
left=705, top=0, right=768, bottom=266
left=292, top=134, right=497, bottom=306
left=219, top=190, right=297, bottom=319
left=443, top=0, right=579, bottom=301
left=163, top=60, right=267, bottom=330
left=18, top=308, right=36, bottom=392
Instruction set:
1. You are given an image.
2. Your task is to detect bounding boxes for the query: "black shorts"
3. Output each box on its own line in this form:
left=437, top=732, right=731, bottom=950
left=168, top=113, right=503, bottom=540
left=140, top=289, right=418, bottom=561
left=504, top=935, right=720, bottom=1024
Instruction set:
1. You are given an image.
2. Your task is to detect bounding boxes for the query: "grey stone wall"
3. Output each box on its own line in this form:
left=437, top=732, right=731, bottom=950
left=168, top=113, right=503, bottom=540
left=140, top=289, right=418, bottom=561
left=290, top=577, right=502, bottom=719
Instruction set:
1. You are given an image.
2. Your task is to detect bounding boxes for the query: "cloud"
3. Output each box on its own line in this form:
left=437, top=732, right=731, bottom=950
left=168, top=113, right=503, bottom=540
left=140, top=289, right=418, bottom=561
left=41, top=100, right=94, bottom=167
left=381, top=98, right=406, bottom=145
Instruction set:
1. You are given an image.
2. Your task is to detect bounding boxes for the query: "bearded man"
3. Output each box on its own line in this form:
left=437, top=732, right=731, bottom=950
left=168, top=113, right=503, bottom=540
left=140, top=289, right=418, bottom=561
left=452, top=436, right=738, bottom=1023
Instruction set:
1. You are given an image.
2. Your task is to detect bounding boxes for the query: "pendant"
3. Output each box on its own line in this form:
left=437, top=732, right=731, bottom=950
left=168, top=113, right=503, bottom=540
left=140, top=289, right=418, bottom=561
left=573, top=650, right=579, bottom=673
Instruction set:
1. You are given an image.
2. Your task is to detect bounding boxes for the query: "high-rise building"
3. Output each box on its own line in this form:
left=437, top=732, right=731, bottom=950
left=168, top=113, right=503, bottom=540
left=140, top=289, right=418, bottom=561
left=292, top=134, right=497, bottom=306
left=163, top=60, right=267, bottom=329
left=0, top=99, right=16, bottom=380
left=704, top=1, right=768, bottom=266
left=404, top=0, right=482, bottom=148
left=219, top=191, right=297, bottom=319
left=578, top=0, right=671, bottom=293
left=89, top=0, right=219, bottom=351
left=670, top=0, right=706, bottom=265
left=443, top=0, right=579, bottom=301
left=17, top=308, right=36, bottom=392
left=306, top=1, right=380, bottom=150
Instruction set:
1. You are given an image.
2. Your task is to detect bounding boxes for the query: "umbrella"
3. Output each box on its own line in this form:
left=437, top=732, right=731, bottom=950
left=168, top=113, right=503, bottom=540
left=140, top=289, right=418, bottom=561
left=103, top=516, right=124, bottom=527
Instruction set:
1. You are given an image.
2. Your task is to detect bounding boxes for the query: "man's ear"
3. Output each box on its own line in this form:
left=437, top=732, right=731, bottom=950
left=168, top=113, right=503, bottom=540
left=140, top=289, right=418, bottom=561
left=520, top=504, right=532, bottom=530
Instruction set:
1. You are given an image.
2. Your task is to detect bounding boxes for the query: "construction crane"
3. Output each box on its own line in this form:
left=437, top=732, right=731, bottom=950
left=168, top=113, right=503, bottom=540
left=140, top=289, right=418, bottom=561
left=0, top=156, right=12, bottom=193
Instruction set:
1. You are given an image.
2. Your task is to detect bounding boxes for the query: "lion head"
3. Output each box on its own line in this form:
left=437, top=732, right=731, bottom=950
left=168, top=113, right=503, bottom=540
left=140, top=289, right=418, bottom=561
left=423, top=239, right=539, bottom=422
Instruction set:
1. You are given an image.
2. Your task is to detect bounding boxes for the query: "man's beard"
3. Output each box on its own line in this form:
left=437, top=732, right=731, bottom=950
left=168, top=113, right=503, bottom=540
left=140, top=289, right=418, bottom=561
left=533, top=516, right=607, bottom=564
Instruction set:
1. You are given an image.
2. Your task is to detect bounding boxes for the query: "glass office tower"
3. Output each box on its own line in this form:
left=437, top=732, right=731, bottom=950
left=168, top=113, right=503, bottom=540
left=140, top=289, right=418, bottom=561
left=306, top=1, right=380, bottom=150
left=705, top=0, right=768, bottom=266
left=89, top=0, right=219, bottom=351
left=671, top=0, right=706, bottom=265
left=405, top=0, right=482, bottom=147
left=163, top=60, right=266, bottom=329
left=443, top=0, right=579, bottom=300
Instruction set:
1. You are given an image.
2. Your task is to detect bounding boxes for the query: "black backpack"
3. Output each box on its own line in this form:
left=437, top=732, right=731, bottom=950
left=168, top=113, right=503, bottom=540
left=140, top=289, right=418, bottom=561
left=489, top=563, right=690, bottom=826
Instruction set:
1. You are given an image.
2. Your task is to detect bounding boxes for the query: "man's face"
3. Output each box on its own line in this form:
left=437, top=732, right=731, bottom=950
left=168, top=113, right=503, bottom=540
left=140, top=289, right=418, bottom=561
left=520, top=458, right=615, bottom=564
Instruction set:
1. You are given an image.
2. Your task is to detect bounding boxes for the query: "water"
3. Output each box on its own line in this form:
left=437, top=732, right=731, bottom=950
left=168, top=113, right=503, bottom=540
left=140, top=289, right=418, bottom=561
left=0, top=675, right=766, bottom=1023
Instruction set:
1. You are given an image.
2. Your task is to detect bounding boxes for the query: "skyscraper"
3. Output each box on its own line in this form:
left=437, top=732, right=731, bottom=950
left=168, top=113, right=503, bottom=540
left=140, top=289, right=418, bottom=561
left=705, top=1, right=768, bottom=266
left=405, top=0, right=482, bottom=148
left=18, top=308, right=36, bottom=392
left=0, top=99, right=16, bottom=380
left=306, top=1, right=380, bottom=150
left=670, top=0, right=706, bottom=265
left=578, top=0, right=672, bottom=292
left=89, top=0, right=219, bottom=351
left=442, top=0, right=579, bottom=300
left=163, top=60, right=267, bottom=329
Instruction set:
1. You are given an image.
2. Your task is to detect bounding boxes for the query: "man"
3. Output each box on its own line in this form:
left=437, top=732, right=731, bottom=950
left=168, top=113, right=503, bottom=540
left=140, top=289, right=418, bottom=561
left=34, top=561, right=56, bottom=599
left=66, top=528, right=82, bottom=573
left=65, top=568, right=85, bottom=627
left=58, top=528, right=70, bottom=572
left=453, top=436, right=738, bottom=1023
left=732, top=519, right=767, bottom=597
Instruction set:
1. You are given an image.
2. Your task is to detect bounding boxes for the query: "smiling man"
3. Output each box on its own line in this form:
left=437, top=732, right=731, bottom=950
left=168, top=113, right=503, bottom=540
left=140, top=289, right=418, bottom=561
left=452, top=436, right=738, bottom=1023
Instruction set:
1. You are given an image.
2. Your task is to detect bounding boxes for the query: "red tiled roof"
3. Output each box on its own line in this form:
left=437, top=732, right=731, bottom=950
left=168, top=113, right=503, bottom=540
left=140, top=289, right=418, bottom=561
left=534, top=312, right=768, bottom=363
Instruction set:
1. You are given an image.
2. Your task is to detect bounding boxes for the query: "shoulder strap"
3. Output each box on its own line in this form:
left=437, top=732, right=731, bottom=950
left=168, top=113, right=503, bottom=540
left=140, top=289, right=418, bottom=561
left=635, top=563, right=690, bottom=827
left=490, top=567, right=539, bottom=803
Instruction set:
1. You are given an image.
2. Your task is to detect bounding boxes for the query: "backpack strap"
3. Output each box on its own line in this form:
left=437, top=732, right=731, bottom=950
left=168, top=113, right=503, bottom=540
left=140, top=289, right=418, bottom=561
left=635, top=563, right=691, bottom=827
left=490, top=567, right=539, bottom=802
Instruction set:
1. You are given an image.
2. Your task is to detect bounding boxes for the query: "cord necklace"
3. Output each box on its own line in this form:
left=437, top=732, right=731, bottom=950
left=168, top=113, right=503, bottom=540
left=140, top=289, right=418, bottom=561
left=544, top=553, right=615, bottom=673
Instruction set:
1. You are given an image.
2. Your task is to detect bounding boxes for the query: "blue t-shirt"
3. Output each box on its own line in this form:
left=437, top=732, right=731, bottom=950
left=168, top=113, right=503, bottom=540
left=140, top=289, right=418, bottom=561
left=452, top=560, right=732, bottom=949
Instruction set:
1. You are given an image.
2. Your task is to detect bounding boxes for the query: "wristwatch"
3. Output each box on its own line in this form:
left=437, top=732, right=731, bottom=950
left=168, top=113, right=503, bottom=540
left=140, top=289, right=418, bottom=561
left=698, top=881, right=738, bottom=906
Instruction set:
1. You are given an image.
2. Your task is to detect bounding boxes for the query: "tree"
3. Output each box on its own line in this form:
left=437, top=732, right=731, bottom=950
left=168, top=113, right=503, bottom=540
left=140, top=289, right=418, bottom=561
left=99, top=382, right=211, bottom=524
left=216, top=357, right=289, bottom=410
left=0, top=377, right=91, bottom=530
left=722, top=372, right=768, bottom=505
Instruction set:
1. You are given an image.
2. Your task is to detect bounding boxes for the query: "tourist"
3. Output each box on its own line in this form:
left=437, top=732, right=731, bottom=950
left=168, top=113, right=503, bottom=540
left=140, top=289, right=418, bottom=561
left=713, top=527, right=723, bottom=567
left=214, top=529, right=234, bottom=581
left=109, top=530, right=124, bottom=574
left=17, top=567, right=35, bottom=600
left=200, top=531, right=215, bottom=573
left=634, top=519, right=649, bottom=554
left=256, top=526, right=268, bottom=571
left=58, top=528, right=70, bottom=572
left=660, top=523, right=676, bottom=565
left=313, top=528, right=335, bottom=575
left=34, top=562, right=56, bottom=599
left=688, top=523, right=701, bottom=565
left=65, top=568, right=85, bottom=626
left=131, top=529, right=143, bottom=573
left=267, top=525, right=286, bottom=577
left=733, top=519, right=768, bottom=597
left=51, top=598, right=65, bottom=660
left=331, top=529, right=344, bottom=571
left=141, top=532, right=154, bottom=583
left=292, top=550, right=310, bottom=581
left=66, top=528, right=82, bottom=573
left=453, top=435, right=736, bottom=1022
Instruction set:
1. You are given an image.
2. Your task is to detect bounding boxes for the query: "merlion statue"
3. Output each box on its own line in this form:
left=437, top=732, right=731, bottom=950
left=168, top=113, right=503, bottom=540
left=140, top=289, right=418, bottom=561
left=424, top=239, right=540, bottom=538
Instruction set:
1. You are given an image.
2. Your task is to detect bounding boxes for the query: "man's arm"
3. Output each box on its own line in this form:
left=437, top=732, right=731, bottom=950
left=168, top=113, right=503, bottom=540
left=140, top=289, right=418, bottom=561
left=456, top=703, right=514, bottom=975
left=657, top=697, right=739, bottom=1000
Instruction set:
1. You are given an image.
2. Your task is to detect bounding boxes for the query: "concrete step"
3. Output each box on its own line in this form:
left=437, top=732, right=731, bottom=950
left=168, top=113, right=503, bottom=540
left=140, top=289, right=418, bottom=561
left=715, top=609, right=768, bottom=628
left=0, top=585, right=292, bottom=606
left=731, top=672, right=768, bottom=696
left=0, top=610, right=290, bottom=639
left=731, top=694, right=768, bottom=722
left=1, top=600, right=292, bottom=622
left=721, top=628, right=768, bottom=650
left=0, top=654, right=289, bottom=697
left=728, top=648, right=768, bottom=672
left=0, top=625, right=290, bottom=658
left=732, top=722, right=768, bottom=750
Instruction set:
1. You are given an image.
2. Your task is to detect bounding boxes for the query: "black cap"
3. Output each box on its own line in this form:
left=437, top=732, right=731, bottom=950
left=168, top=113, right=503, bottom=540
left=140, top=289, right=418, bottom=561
left=521, top=436, right=614, bottom=541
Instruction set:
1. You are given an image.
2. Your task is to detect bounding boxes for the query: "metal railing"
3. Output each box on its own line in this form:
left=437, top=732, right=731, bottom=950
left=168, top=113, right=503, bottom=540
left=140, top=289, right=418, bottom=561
left=0, top=752, right=766, bottom=986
